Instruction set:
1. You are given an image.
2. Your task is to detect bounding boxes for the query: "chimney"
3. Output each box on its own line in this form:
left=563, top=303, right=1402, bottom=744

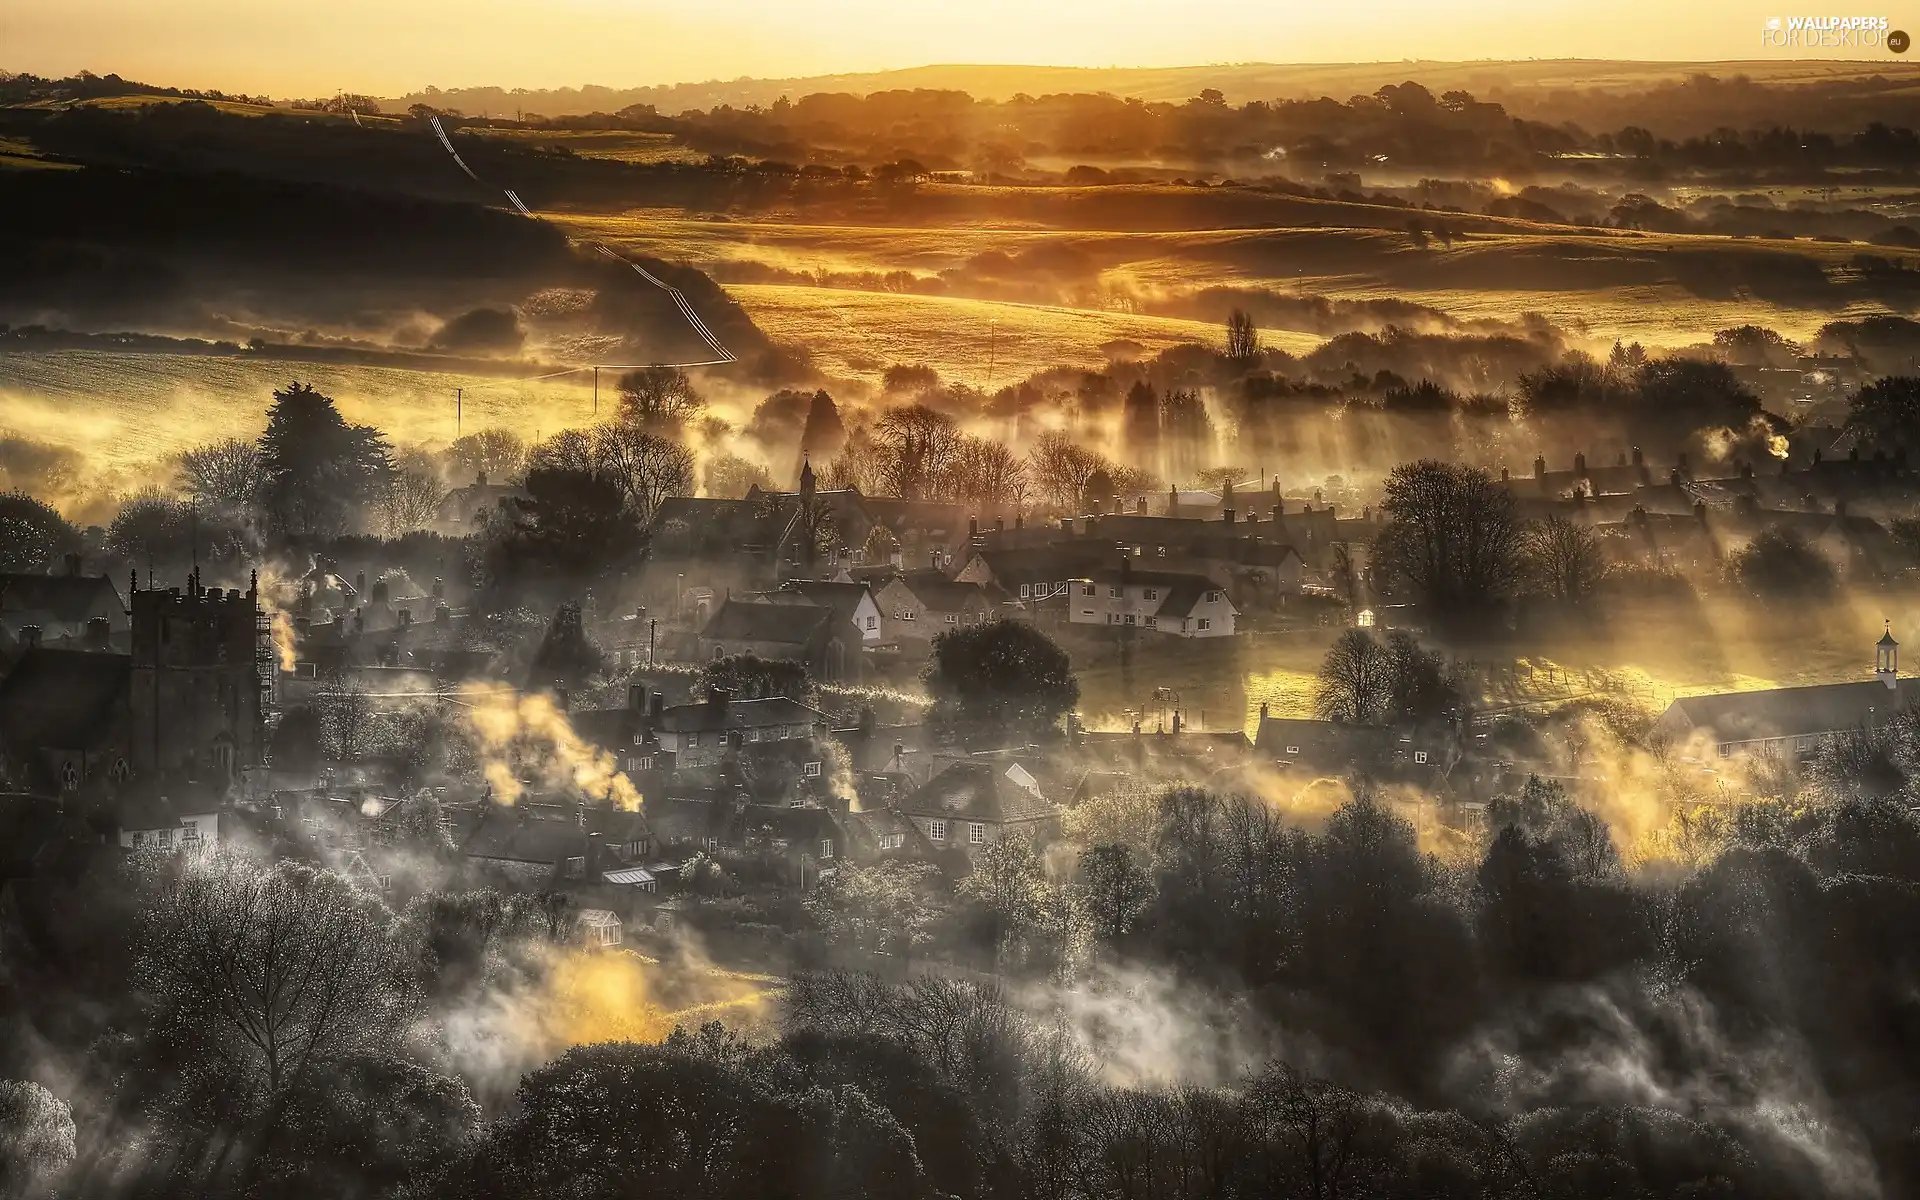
left=1533, top=454, right=1547, bottom=479
left=1223, top=507, right=1236, bottom=524
left=968, top=516, right=979, bottom=539
left=1015, top=514, right=1024, bottom=529
left=708, top=687, right=731, bottom=716
left=649, top=691, right=664, bottom=721
left=1136, top=496, right=1148, bottom=514
left=1694, top=499, right=1708, bottom=524
left=1500, top=467, right=1510, bottom=482
left=18, top=625, right=40, bottom=650
left=370, top=579, right=389, bottom=607
left=994, top=517, right=1005, bottom=533
left=1836, top=498, right=1848, bottom=518
left=63, top=553, right=82, bottom=577
left=85, top=616, right=109, bottom=648
left=554, top=688, right=569, bottom=712
left=435, top=604, right=450, bottom=623
left=1259, top=701, right=1270, bottom=721
left=629, top=683, right=648, bottom=712
left=1670, top=467, right=1681, bottom=487
left=431, top=578, right=445, bottom=601
left=1574, top=452, right=1587, bottom=475
left=1632, top=445, right=1644, bottom=468
left=294, top=616, right=311, bottom=636
left=354, top=571, right=366, bottom=595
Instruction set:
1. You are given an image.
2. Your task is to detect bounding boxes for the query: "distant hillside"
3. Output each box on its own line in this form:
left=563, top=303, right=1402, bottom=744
left=384, top=58, right=1920, bottom=121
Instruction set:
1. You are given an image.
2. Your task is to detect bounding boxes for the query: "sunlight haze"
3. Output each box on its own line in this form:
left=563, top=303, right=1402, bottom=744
left=5, top=0, right=1839, bottom=97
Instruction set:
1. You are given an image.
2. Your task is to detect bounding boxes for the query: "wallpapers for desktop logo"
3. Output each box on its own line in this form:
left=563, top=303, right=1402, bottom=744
left=1761, top=14, right=1907, bottom=49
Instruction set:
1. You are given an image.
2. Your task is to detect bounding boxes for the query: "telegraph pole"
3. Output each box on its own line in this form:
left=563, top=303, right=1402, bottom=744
left=593, top=366, right=599, bottom=417
left=453, top=387, right=463, bottom=439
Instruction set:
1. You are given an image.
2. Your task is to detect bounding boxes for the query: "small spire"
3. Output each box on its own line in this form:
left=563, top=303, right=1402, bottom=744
left=1881, top=620, right=1899, bottom=647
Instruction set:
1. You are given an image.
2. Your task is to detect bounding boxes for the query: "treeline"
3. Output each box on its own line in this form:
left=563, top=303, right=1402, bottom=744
left=9, top=779, right=1920, bottom=1197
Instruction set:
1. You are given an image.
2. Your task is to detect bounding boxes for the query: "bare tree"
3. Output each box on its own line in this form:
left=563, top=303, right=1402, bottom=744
left=615, top=367, right=705, bottom=433
left=134, top=855, right=417, bottom=1111
left=443, top=428, right=527, bottom=483
left=525, top=429, right=595, bottom=474
left=379, top=454, right=446, bottom=536
left=944, top=436, right=1027, bottom=507
left=1375, top=460, right=1523, bottom=621
left=1225, top=308, right=1260, bottom=363
left=178, top=438, right=266, bottom=513
left=1522, top=514, right=1605, bottom=603
left=872, top=405, right=962, bottom=499
left=703, top=453, right=773, bottom=499
left=315, top=680, right=373, bottom=762
left=591, top=421, right=695, bottom=522
left=1026, top=431, right=1107, bottom=511
left=1314, top=628, right=1393, bottom=724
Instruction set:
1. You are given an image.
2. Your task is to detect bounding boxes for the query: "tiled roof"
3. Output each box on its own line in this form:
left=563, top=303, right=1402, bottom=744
left=0, top=649, right=130, bottom=750
left=1660, top=678, right=1920, bottom=745
left=656, top=695, right=824, bottom=735
left=700, top=598, right=832, bottom=645
left=896, top=761, right=1056, bottom=824
left=0, top=574, right=124, bottom=625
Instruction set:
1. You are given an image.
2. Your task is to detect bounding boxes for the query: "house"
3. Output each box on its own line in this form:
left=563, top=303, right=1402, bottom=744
left=0, top=563, right=128, bottom=647
left=761, top=580, right=884, bottom=649
left=953, top=546, right=1114, bottom=603
left=1064, top=566, right=1238, bottom=637
left=0, top=648, right=134, bottom=793
left=893, top=760, right=1059, bottom=856
left=652, top=693, right=828, bottom=768
left=458, top=805, right=596, bottom=885
left=841, top=807, right=938, bottom=862
left=868, top=571, right=999, bottom=648
left=1253, top=707, right=1460, bottom=782
left=697, top=598, right=863, bottom=681
left=434, top=472, right=524, bottom=533
left=117, top=803, right=231, bottom=855
left=1652, top=627, right=1920, bottom=759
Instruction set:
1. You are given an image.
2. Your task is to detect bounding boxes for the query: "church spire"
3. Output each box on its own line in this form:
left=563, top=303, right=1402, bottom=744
left=799, top=455, right=816, bottom=503
left=1878, top=621, right=1899, bottom=689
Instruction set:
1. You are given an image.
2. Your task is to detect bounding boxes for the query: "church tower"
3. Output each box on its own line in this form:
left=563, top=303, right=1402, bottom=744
left=1878, top=622, right=1899, bottom=690
left=127, top=570, right=269, bottom=793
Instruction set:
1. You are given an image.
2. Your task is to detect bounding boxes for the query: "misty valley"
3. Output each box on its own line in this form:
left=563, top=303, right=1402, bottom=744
left=10, top=51, right=1920, bottom=1200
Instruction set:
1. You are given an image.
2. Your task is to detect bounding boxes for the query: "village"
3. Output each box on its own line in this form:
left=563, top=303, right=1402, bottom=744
left=5, top=416, right=1917, bottom=961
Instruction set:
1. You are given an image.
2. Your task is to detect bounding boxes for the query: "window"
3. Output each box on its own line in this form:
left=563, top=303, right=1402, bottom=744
left=820, top=839, right=835, bottom=859
left=132, top=831, right=147, bottom=848
left=1157, top=546, right=1167, bottom=556
left=1197, top=618, right=1212, bottom=631
left=929, top=819, right=948, bottom=841
left=1145, top=617, right=1157, bottom=628
left=865, top=615, right=877, bottom=630
left=1143, top=589, right=1158, bottom=601
left=746, top=728, right=761, bottom=742
left=1082, top=584, right=1096, bottom=597
left=945, top=614, right=957, bottom=623
left=566, top=856, right=586, bottom=875
left=711, top=646, right=725, bottom=661
left=899, top=610, right=916, bottom=621
left=1124, top=614, right=1136, bottom=625
left=1414, top=751, right=1429, bottom=764
left=1019, top=583, right=1031, bottom=598
left=1286, top=745, right=1300, bottom=755
left=1207, top=590, right=1222, bottom=603
left=635, top=756, right=654, bottom=772
left=881, top=833, right=905, bottom=850
left=1080, top=610, right=1095, bottom=617
left=156, top=829, right=173, bottom=847
left=804, top=760, right=822, bottom=778
left=969, top=822, right=986, bottom=844
left=1109, top=587, right=1121, bottom=598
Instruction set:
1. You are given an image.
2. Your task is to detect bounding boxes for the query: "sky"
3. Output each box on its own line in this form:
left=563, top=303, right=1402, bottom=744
left=1, top=0, right=1887, bottom=98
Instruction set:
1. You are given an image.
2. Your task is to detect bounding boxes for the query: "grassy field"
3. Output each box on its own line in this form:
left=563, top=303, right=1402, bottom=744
left=565, top=206, right=1911, bottom=352
left=0, top=350, right=599, bottom=479
left=470, top=128, right=707, bottom=165
left=728, top=285, right=1321, bottom=384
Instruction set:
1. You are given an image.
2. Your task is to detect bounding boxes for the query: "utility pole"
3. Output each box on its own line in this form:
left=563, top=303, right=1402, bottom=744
left=986, top=319, right=998, bottom=388
left=648, top=618, right=657, bottom=665
left=593, top=366, right=600, bottom=417
left=453, top=387, right=463, bottom=439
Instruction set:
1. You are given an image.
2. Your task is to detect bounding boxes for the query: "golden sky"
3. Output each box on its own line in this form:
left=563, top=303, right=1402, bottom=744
left=1, top=0, right=1891, bottom=97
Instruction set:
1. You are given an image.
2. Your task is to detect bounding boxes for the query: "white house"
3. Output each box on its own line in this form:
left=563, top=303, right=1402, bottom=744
left=1064, top=568, right=1238, bottom=638
left=119, top=809, right=226, bottom=855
